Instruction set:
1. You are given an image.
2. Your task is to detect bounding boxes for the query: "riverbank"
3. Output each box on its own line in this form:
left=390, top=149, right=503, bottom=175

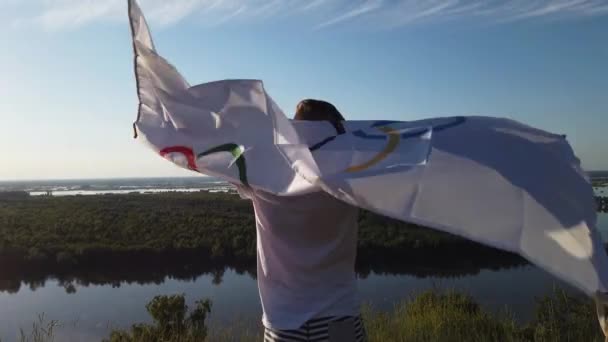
left=18, top=288, right=603, bottom=342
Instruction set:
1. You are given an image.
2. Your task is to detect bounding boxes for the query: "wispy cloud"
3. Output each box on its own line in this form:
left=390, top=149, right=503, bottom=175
left=316, top=0, right=384, bottom=29
left=12, top=0, right=123, bottom=30
left=6, top=0, right=608, bottom=31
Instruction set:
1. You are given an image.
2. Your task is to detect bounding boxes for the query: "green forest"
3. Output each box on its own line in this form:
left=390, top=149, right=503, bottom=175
left=0, top=191, right=605, bottom=276
left=0, top=191, right=526, bottom=263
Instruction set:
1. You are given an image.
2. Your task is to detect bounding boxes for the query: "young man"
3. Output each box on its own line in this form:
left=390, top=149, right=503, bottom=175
left=238, top=99, right=365, bottom=342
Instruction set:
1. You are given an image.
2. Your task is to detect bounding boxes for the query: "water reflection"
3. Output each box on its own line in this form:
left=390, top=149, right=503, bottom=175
left=0, top=262, right=571, bottom=342
left=0, top=224, right=603, bottom=342
left=0, top=256, right=253, bottom=294
left=0, top=248, right=525, bottom=294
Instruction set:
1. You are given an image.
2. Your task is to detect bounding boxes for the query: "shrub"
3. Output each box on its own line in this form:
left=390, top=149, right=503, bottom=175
left=104, top=294, right=212, bottom=342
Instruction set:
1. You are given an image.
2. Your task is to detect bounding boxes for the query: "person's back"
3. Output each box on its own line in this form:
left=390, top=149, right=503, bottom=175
left=239, top=100, right=366, bottom=342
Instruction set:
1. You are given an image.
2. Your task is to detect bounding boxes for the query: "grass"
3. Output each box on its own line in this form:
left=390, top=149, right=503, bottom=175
left=363, top=291, right=519, bottom=342
left=16, top=288, right=605, bottom=342
left=17, top=314, right=59, bottom=342
left=598, top=196, right=608, bottom=213
left=363, top=288, right=603, bottom=342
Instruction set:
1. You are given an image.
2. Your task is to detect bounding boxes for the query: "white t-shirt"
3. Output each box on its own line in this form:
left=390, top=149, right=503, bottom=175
left=238, top=187, right=360, bottom=330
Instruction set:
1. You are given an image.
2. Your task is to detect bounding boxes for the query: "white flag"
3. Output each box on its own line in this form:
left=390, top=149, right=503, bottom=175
left=127, top=0, right=608, bottom=334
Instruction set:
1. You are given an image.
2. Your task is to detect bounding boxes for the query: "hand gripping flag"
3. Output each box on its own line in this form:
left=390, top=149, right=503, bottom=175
left=127, top=0, right=608, bottom=334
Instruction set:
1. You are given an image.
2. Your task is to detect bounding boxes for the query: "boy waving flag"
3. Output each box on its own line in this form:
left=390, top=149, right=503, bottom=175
left=127, top=0, right=608, bottom=338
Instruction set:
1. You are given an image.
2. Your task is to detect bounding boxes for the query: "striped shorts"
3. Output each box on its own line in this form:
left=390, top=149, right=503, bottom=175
left=264, top=315, right=367, bottom=342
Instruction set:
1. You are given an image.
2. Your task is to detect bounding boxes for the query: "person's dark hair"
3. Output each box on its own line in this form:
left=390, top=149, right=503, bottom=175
left=294, top=99, right=345, bottom=134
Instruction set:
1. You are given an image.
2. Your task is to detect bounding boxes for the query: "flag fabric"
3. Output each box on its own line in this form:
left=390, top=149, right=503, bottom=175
left=127, top=0, right=608, bottom=334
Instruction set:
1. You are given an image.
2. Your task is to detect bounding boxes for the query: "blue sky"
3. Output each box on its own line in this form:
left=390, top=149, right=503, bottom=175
left=0, top=0, right=606, bottom=180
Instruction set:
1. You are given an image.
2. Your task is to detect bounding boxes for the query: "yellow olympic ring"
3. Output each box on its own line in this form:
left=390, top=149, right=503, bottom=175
left=344, top=126, right=401, bottom=173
